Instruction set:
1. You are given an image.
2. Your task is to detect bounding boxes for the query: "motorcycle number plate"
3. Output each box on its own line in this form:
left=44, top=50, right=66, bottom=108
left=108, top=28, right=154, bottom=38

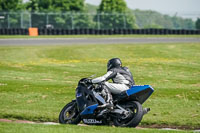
left=83, top=119, right=102, bottom=124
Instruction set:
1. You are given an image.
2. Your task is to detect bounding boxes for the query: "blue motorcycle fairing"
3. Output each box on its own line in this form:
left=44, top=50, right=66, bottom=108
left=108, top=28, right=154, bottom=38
left=76, top=92, right=82, bottom=98
left=76, top=85, right=98, bottom=113
left=80, top=104, right=98, bottom=116
left=124, top=85, right=154, bottom=104
left=126, top=85, right=154, bottom=96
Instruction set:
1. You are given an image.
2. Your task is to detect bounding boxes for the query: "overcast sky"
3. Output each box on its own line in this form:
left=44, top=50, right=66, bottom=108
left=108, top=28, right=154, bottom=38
left=85, top=0, right=200, bottom=20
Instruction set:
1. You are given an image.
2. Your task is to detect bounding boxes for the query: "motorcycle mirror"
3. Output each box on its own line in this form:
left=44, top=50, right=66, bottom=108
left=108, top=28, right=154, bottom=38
left=88, top=74, right=96, bottom=78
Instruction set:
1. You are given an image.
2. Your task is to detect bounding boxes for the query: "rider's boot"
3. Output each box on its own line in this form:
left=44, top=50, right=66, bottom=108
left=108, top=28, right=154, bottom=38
left=97, top=109, right=108, bottom=118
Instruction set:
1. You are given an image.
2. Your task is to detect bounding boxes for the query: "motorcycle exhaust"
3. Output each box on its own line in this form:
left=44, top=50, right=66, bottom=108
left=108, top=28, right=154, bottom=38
left=143, top=108, right=150, bottom=115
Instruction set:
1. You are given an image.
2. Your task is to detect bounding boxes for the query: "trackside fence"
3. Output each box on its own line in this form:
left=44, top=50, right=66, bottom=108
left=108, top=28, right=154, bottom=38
left=0, top=11, right=199, bottom=35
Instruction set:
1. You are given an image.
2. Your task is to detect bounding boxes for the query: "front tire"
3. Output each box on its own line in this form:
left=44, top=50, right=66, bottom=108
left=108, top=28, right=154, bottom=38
left=113, top=101, right=143, bottom=127
left=59, top=101, right=81, bottom=124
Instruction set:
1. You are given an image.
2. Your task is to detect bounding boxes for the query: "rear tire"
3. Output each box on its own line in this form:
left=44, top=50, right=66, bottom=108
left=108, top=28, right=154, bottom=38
left=59, top=101, right=81, bottom=124
left=113, top=101, right=143, bottom=127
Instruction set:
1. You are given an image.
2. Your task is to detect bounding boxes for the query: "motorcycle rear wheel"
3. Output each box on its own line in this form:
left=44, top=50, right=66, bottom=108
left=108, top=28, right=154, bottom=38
left=59, top=101, right=81, bottom=124
left=113, top=101, right=143, bottom=127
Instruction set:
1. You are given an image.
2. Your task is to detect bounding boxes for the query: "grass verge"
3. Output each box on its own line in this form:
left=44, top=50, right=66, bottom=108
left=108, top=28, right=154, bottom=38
left=0, top=122, right=193, bottom=133
left=0, top=43, right=199, bottom=129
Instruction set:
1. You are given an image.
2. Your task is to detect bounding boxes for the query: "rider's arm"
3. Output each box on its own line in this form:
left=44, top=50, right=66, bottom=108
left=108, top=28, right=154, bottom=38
left=92, top=70, right=116, bottom=84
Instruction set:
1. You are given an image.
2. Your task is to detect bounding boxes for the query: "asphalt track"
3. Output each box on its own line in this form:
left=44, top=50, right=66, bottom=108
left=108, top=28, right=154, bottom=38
left=0, top=37, right=200, bottom=45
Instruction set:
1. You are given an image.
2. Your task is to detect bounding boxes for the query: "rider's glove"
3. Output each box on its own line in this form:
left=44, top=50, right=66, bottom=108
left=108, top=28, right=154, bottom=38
left=84, top=78, right=92, bottom=84
left=89, top=79, right=93, bottom=84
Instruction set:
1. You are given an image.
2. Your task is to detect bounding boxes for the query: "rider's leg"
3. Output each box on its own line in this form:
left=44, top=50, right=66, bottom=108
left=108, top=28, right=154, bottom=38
left=102, top=84, right=113, bottom=108
left=97, top=82, right=129, bottom=118
left=104, top=82, right=129, bottom=94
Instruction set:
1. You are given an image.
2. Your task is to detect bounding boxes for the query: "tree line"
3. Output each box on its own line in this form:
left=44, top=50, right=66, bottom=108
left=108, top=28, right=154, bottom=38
left=0, top=0, right=199, bottom=29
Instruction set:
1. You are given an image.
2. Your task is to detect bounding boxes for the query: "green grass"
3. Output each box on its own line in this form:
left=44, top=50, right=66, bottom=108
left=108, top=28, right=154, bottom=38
left=0, top=35, right=200, bottom=39
left=0, top=43, right=199, bottom=130
left=0, top=122, right=192, bottom=133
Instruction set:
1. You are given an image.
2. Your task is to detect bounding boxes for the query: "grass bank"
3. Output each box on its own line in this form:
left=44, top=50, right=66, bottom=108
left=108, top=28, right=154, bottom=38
left=0, top=43, right=199, bottom=129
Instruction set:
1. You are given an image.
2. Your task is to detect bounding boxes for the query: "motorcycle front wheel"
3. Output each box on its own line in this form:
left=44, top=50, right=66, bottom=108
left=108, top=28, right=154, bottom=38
left=113, top=101, right=143, bottom=127
left=59, top=101, right=81, bottom=124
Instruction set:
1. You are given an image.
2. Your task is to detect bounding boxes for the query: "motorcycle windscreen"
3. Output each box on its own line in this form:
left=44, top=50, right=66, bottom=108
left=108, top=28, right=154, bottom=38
left=126, top=85, right=154, bottom=104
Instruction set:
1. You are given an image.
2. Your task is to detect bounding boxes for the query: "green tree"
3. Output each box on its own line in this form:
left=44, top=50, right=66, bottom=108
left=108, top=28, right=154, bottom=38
left=0, top=0, right=23, bottom=11
left=26, top=0, right=85, bottom=12
left=144, top=24, right=163, bottom=29
left=0, top=0, right=25, bottom=28
left=133, top=9, right=195, bottom=29
left=25, top=0, right=39, bottom=11
left=97, top=0, right=137, bottom=29
left=195, top=18, right=200, bottom=30
left=53, top=0, right=85, bottom=12
left=26, top=0, right=94, bottom=29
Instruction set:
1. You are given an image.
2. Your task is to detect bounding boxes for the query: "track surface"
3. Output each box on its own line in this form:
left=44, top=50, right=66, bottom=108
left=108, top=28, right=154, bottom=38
left=0, top=37, right=200, bottom=45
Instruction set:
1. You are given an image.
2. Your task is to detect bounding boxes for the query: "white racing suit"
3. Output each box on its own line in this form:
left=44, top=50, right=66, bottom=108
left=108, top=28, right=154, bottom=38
left=92, top=66, right=135, bottom=103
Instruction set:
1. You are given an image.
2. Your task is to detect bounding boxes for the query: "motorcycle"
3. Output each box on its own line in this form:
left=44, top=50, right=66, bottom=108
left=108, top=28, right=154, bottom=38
left=59, top=78, right=154, bottom=127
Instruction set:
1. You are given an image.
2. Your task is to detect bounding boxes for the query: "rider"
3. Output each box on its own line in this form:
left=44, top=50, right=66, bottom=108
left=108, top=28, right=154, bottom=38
left=89, top=58, right=135, bottom=110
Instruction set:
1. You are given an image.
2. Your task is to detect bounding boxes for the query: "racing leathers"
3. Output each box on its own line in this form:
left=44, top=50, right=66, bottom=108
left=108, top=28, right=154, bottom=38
left=92, top=66, right=135, bottom=94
